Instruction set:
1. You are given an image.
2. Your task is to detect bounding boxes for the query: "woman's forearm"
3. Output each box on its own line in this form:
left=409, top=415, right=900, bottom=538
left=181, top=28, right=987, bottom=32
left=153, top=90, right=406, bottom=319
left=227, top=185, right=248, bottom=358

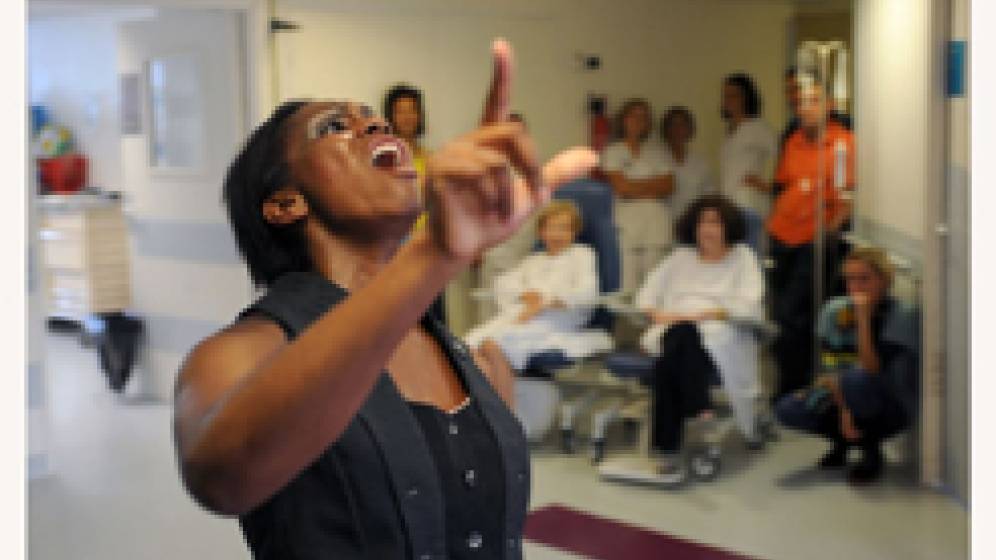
left=856, top=315, right=881, bottom=374
left=608, top=173, right=673, bottom=199
left=181, top=231, right=464, bottom=514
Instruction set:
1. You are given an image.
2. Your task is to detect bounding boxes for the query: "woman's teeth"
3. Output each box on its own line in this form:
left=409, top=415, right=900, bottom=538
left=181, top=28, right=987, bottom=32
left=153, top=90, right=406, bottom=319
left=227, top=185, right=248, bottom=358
left=371, top=144, right=399, bottom=168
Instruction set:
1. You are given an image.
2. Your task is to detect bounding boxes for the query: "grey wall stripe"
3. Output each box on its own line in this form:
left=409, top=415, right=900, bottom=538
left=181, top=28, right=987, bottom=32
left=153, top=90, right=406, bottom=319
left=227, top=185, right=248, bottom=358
left=142, top=313, right=228, bottom=355
left=28, top=452, right=49, bottom=479
left=129, top=218, right=243, bottom=265
left=27, top=362, right=45, bottom=409
left=853, top=217, right=924, bottom=271
left=28, top=242, right=38, bottom=294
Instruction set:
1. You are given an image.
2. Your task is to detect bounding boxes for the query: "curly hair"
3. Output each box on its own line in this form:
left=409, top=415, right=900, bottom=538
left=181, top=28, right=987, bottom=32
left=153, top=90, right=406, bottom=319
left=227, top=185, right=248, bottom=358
left=674, top=194, right=747, bottom=247
left=382, top=83, right=425, bottom=138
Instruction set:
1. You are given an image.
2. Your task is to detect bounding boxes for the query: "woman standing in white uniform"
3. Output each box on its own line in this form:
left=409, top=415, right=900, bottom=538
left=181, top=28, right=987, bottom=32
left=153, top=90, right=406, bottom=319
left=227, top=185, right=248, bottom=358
left=466, top=201, right=612, bottom=371
left=719, top=73, right=776, bottom=253
left=659, top=106, right=714, bottom=219
left=600, top=99, right=674, bottom=295
left=635, top=195, right=765, bottom=480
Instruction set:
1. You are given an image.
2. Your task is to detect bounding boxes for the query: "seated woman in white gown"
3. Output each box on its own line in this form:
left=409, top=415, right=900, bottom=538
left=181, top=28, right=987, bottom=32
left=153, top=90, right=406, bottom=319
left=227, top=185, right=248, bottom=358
left=635, top=194, right=765, bottom=480
left=466, top=200, right=613, bottom=372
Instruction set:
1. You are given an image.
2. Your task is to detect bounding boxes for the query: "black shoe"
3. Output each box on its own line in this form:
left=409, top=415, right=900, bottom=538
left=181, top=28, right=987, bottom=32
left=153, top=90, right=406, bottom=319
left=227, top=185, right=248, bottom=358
left=590, top=439, right=606, bottom=464
left=848, top=447, right=884, bottom=485
left=560, top=428, right=575, bottom=454
left=745, top=438, right=765, bottom=452
left=818, top=443, right=849, bottom=470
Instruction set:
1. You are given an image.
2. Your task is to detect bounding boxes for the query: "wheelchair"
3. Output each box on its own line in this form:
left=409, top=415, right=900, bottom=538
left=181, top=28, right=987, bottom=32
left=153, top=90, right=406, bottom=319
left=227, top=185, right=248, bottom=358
left=593, top=318, right=779, bottom=486
left=470, top=178, right=622, bottom=446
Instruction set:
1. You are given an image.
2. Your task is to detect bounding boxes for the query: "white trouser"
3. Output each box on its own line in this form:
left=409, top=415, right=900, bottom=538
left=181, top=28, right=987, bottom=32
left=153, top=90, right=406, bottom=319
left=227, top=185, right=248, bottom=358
left=615, top=199, right=672, bottom=295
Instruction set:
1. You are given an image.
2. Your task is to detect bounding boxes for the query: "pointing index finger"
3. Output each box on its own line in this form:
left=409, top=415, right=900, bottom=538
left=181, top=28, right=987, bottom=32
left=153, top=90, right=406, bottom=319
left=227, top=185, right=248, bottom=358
left=481, top=38, right=513, bottom=125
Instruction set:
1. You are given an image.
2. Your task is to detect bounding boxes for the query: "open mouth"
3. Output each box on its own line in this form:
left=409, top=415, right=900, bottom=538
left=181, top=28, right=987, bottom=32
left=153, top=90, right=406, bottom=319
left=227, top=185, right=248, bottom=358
left=371, top=144, right=400, bottom=169
left=369, top=138, right=417, bottom=179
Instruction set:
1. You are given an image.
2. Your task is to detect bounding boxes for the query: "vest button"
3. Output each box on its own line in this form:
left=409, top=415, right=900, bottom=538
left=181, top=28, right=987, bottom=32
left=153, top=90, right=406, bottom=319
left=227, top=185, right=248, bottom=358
left=467, top=531, right=483, bottom=549
left=463, top=469, right=477, bottom=487
left=448, top=422, right=459, bottom=436
left=517, top=471, right=526, bottom=483
left=407, top=486, right=420, bottom=498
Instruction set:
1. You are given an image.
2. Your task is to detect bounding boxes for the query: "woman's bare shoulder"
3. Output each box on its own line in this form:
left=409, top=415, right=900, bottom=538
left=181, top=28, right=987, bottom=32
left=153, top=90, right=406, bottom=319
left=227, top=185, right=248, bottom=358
left=176, top=315, right=288, bottom=393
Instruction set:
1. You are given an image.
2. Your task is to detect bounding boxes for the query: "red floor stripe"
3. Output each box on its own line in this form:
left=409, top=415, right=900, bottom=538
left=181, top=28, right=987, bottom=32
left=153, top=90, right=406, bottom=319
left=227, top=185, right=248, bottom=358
left=524, top=504, right=764, bottom=560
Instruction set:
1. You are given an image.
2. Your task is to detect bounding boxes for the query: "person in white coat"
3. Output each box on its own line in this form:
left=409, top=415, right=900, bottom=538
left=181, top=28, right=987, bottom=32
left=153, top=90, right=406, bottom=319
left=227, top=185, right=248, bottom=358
left=719, top=73, right=776, bottom=253
left=635, top=194, right=765, bottom=480
left=659, top=106, right=714, bottom=219
left=466, top=200, right=613, bottom=372
left=601, top=99, right=674, bottom=295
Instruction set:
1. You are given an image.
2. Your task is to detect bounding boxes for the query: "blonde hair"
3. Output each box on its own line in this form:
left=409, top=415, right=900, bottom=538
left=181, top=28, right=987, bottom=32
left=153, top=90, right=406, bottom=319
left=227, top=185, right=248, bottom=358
left=536, top=200, right=582, bottom=234
left=845, top=246, right=894, bottom=288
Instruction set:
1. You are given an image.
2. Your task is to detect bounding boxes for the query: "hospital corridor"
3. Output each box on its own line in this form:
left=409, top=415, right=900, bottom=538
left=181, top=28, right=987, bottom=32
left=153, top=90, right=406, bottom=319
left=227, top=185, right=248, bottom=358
left=19, top=0, right=978, bottom=559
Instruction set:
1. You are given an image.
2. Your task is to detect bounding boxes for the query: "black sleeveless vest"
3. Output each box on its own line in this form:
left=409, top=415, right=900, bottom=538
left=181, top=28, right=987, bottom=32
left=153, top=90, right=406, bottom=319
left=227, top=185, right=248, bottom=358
left=235, top=271, right=530, bottom=560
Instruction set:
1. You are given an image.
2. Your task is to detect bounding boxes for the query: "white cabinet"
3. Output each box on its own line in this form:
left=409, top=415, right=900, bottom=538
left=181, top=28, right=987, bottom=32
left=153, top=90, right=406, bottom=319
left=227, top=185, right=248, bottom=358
left=38, top=194, right=131, bottom=321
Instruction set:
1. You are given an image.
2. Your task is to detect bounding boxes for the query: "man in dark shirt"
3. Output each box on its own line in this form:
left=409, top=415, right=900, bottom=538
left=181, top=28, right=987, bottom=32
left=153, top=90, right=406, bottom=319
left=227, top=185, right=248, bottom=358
left=775, top=247, right=918, bottom=484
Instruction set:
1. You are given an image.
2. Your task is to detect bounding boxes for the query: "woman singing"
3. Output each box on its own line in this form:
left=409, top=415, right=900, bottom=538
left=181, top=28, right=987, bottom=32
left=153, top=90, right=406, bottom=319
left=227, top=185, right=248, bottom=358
left=171, top=40, right=596, bottom=559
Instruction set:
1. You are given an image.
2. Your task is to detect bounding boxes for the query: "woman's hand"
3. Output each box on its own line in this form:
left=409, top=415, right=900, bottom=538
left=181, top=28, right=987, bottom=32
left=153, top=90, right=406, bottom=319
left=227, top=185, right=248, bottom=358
left=648, top=310, right=684, bottom=325
left=648, top=309, right=724, bottom=324
left=694, top=308, right=727, bottom=322
left=519, top=290, right=544, bottom=307
left=852, top=292, right=873, bottom=323
left=743, top=174, right=770, bottom=192
left=515, top=290, right=545, bottom=323
left=814, top=374, right=838, bottom=392
left=425, top=40, right=598, bottom=263
left=515, top=300, right=545, bottom=324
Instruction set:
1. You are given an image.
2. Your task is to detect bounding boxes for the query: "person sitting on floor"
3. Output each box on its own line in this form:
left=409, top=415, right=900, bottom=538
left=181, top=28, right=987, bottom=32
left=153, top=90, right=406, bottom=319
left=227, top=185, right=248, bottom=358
left=775, top=246, right=918, bottom=484
left=466, top=200, right=612, bottom=374
left=635, top=194, right=765, bottom=482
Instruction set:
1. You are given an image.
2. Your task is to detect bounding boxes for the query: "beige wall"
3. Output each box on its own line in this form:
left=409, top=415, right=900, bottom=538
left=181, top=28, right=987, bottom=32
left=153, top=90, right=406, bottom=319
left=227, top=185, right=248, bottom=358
left=946, top=0, right=971, bottom=507
left=853, top=0, right=933, bottom=243
left=855, top=0, right=972, bottom=504
left=275, top=0, right=795, bottom=170
left=273, top=0, right=798, bottom=332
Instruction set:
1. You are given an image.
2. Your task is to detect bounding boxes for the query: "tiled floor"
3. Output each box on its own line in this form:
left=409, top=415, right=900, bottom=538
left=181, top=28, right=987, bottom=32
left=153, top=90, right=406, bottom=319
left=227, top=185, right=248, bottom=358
left=29, top=333, right=969, bottom=560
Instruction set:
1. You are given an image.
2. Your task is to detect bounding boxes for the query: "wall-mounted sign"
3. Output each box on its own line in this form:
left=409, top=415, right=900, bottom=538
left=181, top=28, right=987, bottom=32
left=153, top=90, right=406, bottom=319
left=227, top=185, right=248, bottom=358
left=947, top=40, right=966, bottom=98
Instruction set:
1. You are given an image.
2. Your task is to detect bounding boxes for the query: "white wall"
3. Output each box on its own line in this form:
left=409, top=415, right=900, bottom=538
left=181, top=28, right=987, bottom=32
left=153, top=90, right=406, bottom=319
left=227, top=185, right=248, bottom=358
left=275, top=0, right=796, bottom=170
left=28, top=5, right=257, bottom=402
left=116, top=8, right=255, bottom=401
left=26, top=140, right=49, bottom=480
left=27, top=10, right=146, bottom=191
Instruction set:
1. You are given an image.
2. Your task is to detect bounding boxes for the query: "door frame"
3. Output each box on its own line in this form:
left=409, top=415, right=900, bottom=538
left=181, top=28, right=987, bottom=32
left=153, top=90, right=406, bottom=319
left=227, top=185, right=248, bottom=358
left=921, top=0, right=953, bottom=490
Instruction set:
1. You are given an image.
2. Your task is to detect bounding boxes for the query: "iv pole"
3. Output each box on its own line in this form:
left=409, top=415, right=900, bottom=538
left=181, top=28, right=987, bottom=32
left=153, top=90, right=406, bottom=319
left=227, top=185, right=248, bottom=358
left=796, top=39, right=849, bottom=377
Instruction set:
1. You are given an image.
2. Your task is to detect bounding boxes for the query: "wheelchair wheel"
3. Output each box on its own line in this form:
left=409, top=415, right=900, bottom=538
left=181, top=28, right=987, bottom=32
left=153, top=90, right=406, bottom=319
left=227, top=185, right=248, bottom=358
left=757, top=414, right=780, bottom=442
left=689, top=446, right=721, bottom=481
